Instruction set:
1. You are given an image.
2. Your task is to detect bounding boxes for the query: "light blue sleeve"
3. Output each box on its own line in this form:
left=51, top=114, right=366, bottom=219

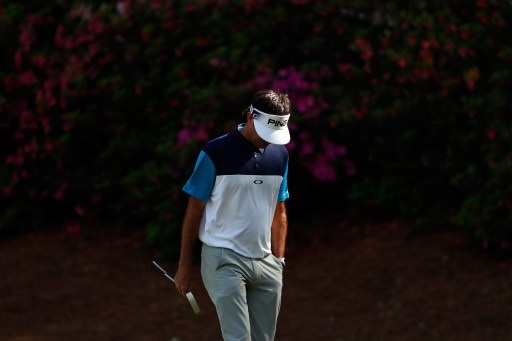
left=182, top=151, right=216, bottom=202
left=277, top=160, right=290, bottom=202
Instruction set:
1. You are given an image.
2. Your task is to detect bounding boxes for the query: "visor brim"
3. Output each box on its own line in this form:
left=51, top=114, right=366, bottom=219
left=254, top=120, right=290, bottom=145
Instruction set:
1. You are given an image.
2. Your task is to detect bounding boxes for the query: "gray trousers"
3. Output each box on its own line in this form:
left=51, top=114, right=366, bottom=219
left=201, top=244, right=284, bottom=341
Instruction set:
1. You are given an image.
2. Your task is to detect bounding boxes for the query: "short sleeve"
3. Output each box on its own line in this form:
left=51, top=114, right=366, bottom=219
left=277, top=160, right=290, bottom=202
left=182, top=151, right=216, bottom=201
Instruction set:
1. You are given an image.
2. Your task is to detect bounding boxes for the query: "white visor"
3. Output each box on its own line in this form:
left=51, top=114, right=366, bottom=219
left=250, top=105, right=290, bottom=145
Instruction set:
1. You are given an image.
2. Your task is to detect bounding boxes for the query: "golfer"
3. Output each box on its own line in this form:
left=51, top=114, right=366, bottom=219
left=174, top=89, right=291, bottom=340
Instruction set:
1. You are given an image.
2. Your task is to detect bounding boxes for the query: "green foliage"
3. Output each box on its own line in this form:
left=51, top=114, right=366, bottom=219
left=337, top=1, right=512, bottom=249
left=1, top=1, right=511, bottom=256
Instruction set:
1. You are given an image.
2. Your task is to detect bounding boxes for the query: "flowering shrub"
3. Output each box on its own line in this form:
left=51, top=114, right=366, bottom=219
left=1, top=1, right=511, bottom=256
left=334, top=1, right=512, bottom=251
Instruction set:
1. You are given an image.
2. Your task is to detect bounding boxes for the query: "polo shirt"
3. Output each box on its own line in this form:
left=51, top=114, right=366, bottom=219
left=183, top=125, right=290, bottom=258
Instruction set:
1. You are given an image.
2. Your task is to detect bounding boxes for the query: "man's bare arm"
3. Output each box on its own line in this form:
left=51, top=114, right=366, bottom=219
left=174, top=195, right=206, bottom=296
left=271, top=201, right=288, bottom=259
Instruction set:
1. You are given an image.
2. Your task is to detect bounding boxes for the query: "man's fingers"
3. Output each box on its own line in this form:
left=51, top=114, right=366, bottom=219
left=173, top=267, right=192, bottom=296
left=174, top=282, right=189, bottom=296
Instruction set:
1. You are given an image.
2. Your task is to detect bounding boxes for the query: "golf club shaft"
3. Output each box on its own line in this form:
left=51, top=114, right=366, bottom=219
left=152, top=261, right=175, bottom=282
left=151, top=260, right=201, bottom=314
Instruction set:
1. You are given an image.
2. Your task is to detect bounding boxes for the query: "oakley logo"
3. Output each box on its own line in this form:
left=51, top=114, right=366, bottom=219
left=267, top=118, right=288, bottom=127
left=254, top=180, right=263, bottom=184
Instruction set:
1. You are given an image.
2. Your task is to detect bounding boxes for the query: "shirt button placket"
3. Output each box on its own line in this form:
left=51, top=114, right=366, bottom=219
left=254, top=152, right=261, bottom=172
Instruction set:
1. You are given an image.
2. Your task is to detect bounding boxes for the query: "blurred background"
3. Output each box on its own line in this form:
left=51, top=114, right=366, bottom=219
left=1, top=1, right=512, bottom=340
left=2, top=0, right=512, bottom=254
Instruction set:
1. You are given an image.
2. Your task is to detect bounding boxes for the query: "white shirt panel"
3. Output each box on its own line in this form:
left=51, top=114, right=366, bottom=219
left=198, top=174, right=282, bottom=258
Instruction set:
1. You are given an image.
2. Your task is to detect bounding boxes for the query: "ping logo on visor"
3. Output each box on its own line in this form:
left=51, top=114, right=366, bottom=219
left=250, top=105, right=289, bottom=128
left=249, top=105, right=291, bottom=145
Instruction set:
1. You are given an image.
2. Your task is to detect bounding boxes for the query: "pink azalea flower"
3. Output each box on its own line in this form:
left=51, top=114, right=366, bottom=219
left=177, top=128, right=191, bottom=146
left=14, top=50, right=23, bottom=70
left=75, top=205, right=85, bottom=216
left=30, top=54, right=45, bottom=68
left=64, top=223, right=81, bottom=234
left=311, top=159, right=336, bottom=181
left=300, top=142, right=314, bottom=157
left=177, top=122, right=210, bottom=146
left=19, top=32, right=33, bottom=51
left=486, top=128, right=496, bottom=141
left=45, top=139, right=54, bottom=152
left=53, top=182, right=68, bottom=200
left=397, top=56, right=407, bottom=68
left=18, top=71, right=36, bottom=86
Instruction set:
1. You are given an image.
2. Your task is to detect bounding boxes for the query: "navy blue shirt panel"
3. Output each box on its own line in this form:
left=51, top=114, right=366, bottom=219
left=202, top=128, right=289, bottom=176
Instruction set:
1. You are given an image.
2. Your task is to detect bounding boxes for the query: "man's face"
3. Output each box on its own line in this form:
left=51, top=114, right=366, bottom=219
left=254, top=133, right=270, bottom=148
left=247, top=115, right=270, bottom=148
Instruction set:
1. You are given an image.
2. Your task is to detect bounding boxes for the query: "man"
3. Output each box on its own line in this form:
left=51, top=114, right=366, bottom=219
left=174, top=89, right=291, bottom=340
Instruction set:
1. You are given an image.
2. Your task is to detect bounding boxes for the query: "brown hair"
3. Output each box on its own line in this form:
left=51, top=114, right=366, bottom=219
left=241, top=89, right=291, bottom=117
left=251, top=89, right=291, bottom=116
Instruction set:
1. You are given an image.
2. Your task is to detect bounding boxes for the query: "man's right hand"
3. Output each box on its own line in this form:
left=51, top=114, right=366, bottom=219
left=173, top=265, right=192, bottom=296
